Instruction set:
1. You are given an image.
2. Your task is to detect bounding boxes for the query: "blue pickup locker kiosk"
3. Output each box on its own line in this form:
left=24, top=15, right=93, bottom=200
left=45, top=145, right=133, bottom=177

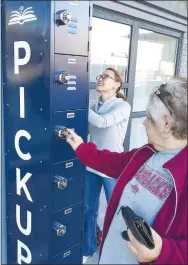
left=1, top=1, right=90, bottom=264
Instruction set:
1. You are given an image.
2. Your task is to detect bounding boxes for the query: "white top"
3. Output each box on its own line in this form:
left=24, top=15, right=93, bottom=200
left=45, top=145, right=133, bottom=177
left=87, top=96, right=131, bottom=178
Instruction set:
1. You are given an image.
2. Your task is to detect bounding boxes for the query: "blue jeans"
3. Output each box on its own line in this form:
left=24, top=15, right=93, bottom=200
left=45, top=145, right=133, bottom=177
left=83, top=171, right=117, bottom=256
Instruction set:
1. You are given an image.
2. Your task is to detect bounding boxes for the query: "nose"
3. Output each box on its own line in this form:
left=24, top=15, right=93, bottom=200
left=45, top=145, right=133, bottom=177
left=97, top=78, right=103, bottom=84
left=143, top=118, right=147, bottom=126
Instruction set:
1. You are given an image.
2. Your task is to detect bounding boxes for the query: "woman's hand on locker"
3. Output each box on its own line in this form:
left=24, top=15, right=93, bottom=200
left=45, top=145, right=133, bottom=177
left=66, top=128, right=84, bottom=151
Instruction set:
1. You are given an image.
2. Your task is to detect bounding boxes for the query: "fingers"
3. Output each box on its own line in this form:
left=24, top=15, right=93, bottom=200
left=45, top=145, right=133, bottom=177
left=66, top=136, right=75, bottom=147
left=126, top=241, right=138, bottom=257
left=66, top=128, right=77, bottom=138
left=64, top=128, right=83, bottom=151
left=150, top=227, right=162, bottom=249
left=127, top=229, right=143, bottom=251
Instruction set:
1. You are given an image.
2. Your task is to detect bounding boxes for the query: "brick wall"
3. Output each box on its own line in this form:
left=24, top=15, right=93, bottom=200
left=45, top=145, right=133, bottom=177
left=179, top=31, right=187, bottom=78
left=147, top=1, right=187, bottom=79
left=146, top=0, right=187, bottom=17
left=169, top=0, right=187, bottom=11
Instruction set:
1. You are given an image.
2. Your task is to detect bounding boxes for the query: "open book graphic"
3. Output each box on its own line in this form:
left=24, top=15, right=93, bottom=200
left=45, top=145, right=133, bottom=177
left=8, top=6, right=37, bottom=25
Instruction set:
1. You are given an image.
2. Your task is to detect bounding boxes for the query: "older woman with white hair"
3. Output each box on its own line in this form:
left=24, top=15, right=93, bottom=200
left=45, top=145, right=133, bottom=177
left=65, top=77, right=187, bottom=264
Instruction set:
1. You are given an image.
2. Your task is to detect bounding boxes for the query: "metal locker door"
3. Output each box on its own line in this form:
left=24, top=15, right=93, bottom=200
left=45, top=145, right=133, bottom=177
left=52, top=202, right=83, bottom=257
left=54, top=1, right=89, bottom=56
left=53, top=54, right=88, bottom=111
left=53, top=158, right=85, bottom=212
left=51, top=244, right=82, bottom=264
left=53, top=109, right=88, bottom=163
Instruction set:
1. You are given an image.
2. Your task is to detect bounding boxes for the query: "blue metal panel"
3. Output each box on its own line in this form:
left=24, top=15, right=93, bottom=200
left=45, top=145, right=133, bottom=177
left=53, top=54, right=88, bottom=111
left=2, top=1, right=52, bottom=264
left=2, top=0, right=90, bottom=264
left=53, top=158, right=85, bottom=211
left=53, top=109, right=88, bottom=163
left=52, top=202, right=83, bottom=257
left=1, top=2, right=8, bottom=264
left=54, top=1, right=89, bottom=56
left=52, top=244, right=82, bottom=264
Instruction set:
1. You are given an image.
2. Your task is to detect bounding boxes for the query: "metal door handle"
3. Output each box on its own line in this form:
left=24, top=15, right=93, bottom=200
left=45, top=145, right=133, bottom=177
left=54, top=125, right=69, bottom=139
left=53, top=176, right=68, bottom=190
left=56, top=10, right=71, bottom=25
left=53, top=222, right=66, bottom=236
left=55, top=71, right=69, bottom=84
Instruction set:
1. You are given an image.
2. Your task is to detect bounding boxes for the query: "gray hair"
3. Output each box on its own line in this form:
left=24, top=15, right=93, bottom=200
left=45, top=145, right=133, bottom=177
left=147, top=77, right=187, bottom=140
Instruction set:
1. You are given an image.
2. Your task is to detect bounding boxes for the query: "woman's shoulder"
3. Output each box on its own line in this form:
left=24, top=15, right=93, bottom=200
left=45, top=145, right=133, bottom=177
left=112, top=97, right=131, bottom=110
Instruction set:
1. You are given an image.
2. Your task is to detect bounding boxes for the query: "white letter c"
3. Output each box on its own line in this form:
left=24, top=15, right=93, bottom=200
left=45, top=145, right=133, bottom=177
left=15, top=130, right=31, bottom=160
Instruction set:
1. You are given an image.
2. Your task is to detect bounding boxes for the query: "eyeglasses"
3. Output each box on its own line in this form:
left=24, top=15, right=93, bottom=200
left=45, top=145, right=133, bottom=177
left=154, top=84, right=172, bottom=115
left=96, top=74, right=117, bottom=82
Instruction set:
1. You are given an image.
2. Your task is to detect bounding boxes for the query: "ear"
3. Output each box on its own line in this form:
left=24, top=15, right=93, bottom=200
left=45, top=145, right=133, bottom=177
left=162, top=115, right=172, bottom=133
left=115, top=82, right=120, bottom=90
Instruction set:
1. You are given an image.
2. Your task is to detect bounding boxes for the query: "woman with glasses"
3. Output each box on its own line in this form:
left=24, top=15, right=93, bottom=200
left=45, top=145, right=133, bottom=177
left=66, top=77, right=187, bottom=264
left=83, top=67, right=131, bottom=263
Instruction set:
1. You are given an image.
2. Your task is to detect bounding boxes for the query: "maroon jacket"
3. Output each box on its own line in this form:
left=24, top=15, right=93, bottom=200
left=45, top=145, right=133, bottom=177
left=75, top=143, right=187, bottom=264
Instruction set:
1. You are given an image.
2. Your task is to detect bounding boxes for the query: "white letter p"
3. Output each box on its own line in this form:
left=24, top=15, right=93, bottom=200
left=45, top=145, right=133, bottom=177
left=17, top=240, right=32, bottom=264
left=14, top=41, right=31, bottom=74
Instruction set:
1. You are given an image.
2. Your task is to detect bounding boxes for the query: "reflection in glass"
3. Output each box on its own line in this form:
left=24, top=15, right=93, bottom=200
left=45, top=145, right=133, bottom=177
left=133, top=29, right=178, bottom=112
left=129, top=117, right=148, bottom=150
left=90, top=17, right=131, bottom=83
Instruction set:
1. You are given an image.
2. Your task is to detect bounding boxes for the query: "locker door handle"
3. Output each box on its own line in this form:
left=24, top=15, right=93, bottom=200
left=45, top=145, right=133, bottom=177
left=54, top=125, right=69, bottom=139
left=53, top=222, right=66, bottom=236
left=53, top=175, right=68, bottom=190
left=56, top=10, right=71, bottom=25
left=55, top=71, right=69, bottom=84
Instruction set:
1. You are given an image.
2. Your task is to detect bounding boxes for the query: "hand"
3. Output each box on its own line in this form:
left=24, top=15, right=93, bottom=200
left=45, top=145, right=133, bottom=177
left=126, top=228, right=162, bottom=263
left=66, top=129, right=84, bottom=151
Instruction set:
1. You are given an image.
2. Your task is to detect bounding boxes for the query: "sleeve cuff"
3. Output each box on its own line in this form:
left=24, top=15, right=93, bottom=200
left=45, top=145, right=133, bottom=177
left=152, top=237, right=169, bottom=264
left=75, top=142, right=87, bottom=156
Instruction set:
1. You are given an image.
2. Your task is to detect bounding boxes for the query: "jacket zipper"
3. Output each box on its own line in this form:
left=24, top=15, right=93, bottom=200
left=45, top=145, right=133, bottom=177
left=148, top=169, right=177, bottom=265
left=164, top=168, right=178, bottom=235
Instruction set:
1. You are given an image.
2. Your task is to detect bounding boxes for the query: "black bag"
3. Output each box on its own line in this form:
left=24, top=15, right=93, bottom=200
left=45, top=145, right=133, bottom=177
left=120, top=206, right=155, bottom=250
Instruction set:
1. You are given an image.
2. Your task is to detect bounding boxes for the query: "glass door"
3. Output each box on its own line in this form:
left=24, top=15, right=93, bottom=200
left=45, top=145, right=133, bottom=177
left=89, top=16, right=132, bottom=105
left=133, top=29, right=178, bottom=112
left=128, top=27, right=179, bottom=150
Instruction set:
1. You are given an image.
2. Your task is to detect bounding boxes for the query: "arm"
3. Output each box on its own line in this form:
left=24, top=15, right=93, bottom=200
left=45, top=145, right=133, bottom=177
left=88, top=103, right=131, bottom=128
left=75, top=142, right=137, bottom=179
left=87, top=102, right=95, bottom=138
left=153, top=236, right=187, bottom=264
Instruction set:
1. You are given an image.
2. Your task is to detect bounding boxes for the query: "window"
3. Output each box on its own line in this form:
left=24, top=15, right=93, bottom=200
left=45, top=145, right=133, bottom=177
left=90, top=17, right=131, bottom=83
left=133, top=29, right=178, bottom=112
left=129, top=117, right=148, bottom=150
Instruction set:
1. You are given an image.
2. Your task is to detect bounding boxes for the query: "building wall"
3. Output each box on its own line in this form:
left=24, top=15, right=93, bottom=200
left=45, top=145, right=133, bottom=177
left=93, top=1, right=187, bottom=80
left=155, top=0, right=187, bottom=78
left=136, top=0, right=188, bottom=79
left=146, top=0, right=187, bottom=18
left=179, top=31, right=187, bottom=78
left=148, top=0, right=187, bottom=78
